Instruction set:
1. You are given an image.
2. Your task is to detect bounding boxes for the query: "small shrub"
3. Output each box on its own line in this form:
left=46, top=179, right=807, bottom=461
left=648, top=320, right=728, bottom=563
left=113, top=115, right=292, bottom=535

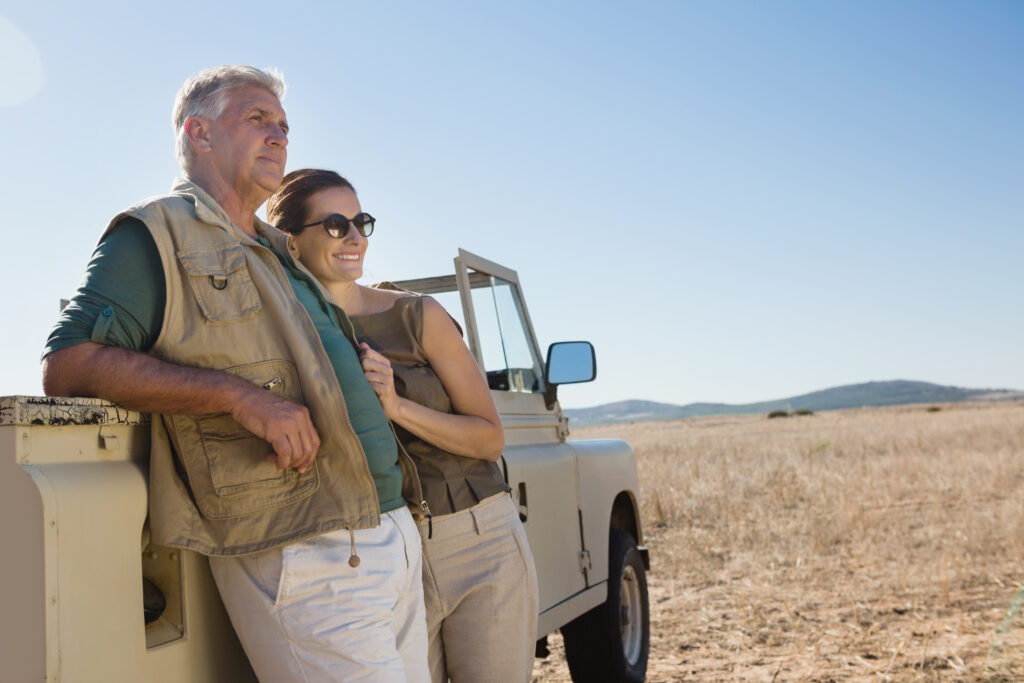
left=767, top=410, right=789, bottom=419
left=926, top=406, right=942, bottom=413
left=793, top=409, right=814, bottom=416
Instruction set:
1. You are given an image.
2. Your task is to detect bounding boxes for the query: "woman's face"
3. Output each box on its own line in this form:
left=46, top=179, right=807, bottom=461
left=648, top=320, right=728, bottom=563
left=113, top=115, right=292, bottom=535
left=288, top=186, right=368, bottom=286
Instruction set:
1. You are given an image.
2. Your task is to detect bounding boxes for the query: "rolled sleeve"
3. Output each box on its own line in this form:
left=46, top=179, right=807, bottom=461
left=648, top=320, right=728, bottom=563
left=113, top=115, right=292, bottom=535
left=43, top=218, right=166, bottom=358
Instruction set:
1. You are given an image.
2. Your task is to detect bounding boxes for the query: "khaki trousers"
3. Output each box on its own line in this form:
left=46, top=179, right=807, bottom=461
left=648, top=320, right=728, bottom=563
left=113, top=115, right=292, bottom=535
left=418, top=492, right=539, bottom=683
left=209, top=507, right=429, bottom=682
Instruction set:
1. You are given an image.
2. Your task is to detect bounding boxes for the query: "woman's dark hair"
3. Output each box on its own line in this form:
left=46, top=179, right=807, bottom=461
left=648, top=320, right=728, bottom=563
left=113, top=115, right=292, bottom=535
left=267, top=168, right=355, bottom=233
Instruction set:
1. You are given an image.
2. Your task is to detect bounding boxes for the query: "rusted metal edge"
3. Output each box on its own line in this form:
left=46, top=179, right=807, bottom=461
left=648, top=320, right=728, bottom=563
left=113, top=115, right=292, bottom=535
left=0, top=396, right=149, bottom=426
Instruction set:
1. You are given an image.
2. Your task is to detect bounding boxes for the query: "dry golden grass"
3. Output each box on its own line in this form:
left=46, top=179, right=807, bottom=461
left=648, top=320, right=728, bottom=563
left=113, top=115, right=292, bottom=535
left=531, top=401, right=1024, bottom=682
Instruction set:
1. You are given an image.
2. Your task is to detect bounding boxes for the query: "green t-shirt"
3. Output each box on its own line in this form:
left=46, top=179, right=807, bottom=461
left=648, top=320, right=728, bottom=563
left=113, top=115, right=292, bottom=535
left=44, top=219, right=404, bottom=513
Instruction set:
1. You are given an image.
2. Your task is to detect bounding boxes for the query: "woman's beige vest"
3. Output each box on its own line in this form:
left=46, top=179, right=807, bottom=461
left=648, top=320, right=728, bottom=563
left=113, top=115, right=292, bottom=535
left=109, top=179, right=422, bottom=556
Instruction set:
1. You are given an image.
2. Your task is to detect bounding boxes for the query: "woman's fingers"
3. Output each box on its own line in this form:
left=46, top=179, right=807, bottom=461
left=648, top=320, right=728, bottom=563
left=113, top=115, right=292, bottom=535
left=359, top=353, right=400, bottom=417
left=360, top=347, right=394, bottom=381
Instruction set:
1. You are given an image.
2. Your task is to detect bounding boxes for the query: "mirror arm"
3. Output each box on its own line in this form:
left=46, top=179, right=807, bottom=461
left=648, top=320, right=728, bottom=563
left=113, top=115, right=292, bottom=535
left=543, top=382, right=559, bottom=410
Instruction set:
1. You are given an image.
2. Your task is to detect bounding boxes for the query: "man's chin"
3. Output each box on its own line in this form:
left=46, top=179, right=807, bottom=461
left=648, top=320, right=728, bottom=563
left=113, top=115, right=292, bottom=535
left=258, top=173, right=285, bottom=194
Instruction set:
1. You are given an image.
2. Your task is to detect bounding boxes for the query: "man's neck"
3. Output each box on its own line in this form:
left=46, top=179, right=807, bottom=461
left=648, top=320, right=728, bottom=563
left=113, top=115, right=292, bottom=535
left=185, top=170, right=263, bottom=238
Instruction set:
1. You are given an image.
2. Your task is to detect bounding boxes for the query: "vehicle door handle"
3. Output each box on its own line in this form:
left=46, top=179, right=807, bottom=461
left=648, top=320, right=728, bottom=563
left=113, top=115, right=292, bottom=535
left=517, top=482, right=528, bottom=523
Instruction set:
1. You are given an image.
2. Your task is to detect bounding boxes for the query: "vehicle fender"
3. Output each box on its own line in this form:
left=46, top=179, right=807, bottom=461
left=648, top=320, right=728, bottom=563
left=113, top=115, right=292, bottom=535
left=566, top=438, right=642, bottom=587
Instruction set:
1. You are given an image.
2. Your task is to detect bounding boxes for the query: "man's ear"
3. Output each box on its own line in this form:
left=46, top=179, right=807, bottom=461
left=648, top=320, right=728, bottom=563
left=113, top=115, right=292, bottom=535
left=184, top=116, right=212, bottom=154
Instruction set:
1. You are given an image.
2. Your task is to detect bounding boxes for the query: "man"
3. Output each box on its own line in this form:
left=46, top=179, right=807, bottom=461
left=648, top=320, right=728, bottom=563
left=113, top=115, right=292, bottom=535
left=42, top=65, right=429, bottom=682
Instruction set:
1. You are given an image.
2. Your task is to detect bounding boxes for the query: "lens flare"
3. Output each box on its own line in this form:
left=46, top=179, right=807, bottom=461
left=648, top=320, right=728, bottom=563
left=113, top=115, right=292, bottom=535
left=0, top=17, right=45, bottom=108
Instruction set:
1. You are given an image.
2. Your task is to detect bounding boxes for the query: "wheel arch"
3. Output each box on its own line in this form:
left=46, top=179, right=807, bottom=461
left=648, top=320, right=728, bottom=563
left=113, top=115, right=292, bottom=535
left=609, top=490, right=649, bottom=570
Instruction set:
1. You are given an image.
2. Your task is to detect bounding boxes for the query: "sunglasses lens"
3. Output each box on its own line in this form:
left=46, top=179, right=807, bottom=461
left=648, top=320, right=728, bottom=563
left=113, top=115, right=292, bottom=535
left=316, top=213, right=374, bottom=238
left=322, top=214, right=350, bottom=239
left=355, top=213, right=375, bottom=237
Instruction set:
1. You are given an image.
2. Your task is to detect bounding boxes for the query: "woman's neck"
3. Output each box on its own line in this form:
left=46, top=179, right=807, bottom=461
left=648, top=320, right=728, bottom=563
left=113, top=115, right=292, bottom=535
left=326, top=280, right=366, bottom=314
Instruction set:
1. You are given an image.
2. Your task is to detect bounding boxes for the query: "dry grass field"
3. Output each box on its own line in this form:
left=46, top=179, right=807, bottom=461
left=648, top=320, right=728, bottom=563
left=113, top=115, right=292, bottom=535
left=531, top=401, right=1024, bottom=682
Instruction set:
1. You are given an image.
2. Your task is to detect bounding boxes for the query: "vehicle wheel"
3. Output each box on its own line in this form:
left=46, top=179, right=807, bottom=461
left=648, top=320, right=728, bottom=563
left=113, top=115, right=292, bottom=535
left=561, top=529, right=649, bottom=683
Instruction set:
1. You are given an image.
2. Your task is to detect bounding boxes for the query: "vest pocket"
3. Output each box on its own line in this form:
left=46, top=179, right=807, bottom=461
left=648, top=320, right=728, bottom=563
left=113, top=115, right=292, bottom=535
left=178, top=244, right=262, bottom=323
left=169, top=360, right=320, bottom=520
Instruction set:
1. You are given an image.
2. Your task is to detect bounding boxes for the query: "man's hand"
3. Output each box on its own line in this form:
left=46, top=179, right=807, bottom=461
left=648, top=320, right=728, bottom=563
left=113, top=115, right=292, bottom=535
left=229, top=387, right=321, bottom=473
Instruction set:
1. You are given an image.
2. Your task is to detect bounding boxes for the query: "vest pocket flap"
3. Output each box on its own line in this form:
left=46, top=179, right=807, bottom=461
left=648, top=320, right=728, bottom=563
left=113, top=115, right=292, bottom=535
left=178, top=244, right=262, bottom=323
left=178, top=243, right=248, bottom=276
left=168, top=359, right=319, bottom=520
left=223, top=359, right=305, bottom=403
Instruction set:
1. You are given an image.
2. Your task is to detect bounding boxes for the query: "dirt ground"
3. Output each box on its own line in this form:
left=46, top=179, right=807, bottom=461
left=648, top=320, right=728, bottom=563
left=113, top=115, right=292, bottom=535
left=531, top=402, right=1024, bottom=681
left=534, top=532, right=1024, bottom=682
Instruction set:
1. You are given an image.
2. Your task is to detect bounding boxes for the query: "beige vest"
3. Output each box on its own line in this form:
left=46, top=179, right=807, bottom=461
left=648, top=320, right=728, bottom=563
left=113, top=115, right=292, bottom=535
left=108, top=178, right=423, bottom=556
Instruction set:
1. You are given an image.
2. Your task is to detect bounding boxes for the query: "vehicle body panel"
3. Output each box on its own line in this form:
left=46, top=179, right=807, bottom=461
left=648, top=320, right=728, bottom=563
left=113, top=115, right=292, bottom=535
left=0, top=397, right=255, bottom=682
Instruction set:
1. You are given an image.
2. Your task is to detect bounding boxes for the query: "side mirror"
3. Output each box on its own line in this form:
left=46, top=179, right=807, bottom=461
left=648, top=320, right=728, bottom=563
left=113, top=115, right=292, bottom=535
left=543, top=341, right=596, bottom=408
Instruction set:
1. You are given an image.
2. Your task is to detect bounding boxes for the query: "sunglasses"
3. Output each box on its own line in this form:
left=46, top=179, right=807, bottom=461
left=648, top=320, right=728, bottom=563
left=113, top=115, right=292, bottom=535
left=294, top=212, right=375, bottom=239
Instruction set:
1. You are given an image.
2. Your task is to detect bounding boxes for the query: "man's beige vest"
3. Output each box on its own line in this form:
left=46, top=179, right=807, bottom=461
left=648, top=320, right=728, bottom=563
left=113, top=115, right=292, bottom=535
left=108, top=179, right=423, bottom=556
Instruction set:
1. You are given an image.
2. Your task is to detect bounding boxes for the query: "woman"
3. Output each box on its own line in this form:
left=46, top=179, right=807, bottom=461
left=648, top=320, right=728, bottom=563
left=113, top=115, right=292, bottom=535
left=267, top=169, right=539, bottom=683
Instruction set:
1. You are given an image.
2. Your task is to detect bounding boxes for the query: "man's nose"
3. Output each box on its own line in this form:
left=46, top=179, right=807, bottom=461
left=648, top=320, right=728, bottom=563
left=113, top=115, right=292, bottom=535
left=269, top=125, right=288, bottom=147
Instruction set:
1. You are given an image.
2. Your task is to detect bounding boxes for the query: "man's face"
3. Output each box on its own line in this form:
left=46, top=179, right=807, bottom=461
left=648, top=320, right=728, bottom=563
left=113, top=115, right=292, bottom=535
left=205, top=85, right=289, bottom=203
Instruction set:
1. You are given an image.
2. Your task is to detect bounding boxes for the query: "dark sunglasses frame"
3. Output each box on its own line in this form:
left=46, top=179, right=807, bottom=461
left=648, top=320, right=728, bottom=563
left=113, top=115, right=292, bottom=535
left=294, top=213, right=375, bottom=239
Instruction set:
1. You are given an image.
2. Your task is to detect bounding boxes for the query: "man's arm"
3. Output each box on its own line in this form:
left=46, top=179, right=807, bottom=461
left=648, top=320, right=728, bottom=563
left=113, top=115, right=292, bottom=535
left=43, top=343, right=321, bottom=472
left=44, top=220, right=320, bottom=472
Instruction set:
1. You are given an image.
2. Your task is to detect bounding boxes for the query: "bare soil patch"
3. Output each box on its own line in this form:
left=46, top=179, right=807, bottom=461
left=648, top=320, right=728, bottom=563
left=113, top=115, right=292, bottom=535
left=532, top=401, right=1024, bottom=681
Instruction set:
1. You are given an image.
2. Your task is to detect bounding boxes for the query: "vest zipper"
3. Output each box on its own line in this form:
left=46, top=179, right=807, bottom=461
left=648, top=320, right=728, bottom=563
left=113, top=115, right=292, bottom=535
left=252, top=235, right=426, bottom=535
left=249, top=236, right=383, bottom=527
left=388, top=421, right=432, bottom=537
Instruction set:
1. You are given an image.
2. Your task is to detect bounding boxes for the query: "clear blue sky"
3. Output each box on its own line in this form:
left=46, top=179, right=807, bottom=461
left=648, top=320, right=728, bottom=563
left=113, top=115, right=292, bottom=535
left=2, top=1, right=1021, bottom=409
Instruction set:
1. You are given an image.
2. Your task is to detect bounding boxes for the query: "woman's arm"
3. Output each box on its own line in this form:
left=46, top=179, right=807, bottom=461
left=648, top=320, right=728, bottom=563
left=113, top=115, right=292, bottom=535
left=360, top=297, right=504, bottom=461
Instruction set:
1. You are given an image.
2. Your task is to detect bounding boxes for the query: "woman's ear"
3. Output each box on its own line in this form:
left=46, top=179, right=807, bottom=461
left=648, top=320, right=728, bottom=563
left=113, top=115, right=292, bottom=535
left=287, top=235, right=301, bottom=259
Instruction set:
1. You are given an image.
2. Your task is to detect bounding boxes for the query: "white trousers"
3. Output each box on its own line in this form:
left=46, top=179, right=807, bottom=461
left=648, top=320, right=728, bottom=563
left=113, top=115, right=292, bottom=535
left=209, top=506, right=430, bottom=683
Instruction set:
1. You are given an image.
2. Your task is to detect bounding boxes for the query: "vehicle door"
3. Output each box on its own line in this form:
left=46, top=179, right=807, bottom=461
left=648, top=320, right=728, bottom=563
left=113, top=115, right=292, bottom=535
left=450, top=250, right=587, bottom=613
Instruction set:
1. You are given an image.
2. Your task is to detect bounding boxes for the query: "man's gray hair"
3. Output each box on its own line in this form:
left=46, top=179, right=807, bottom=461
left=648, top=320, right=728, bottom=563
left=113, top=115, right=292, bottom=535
left=172, top=65, right=286, bottom=172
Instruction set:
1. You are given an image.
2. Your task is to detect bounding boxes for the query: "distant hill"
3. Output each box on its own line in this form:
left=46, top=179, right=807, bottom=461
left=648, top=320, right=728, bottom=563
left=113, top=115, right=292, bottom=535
left=563, top=380, right=1023, bottom=427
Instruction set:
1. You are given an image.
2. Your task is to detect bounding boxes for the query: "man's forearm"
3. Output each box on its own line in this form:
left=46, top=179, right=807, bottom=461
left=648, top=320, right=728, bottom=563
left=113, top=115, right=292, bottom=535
left=43, top=342, right=322, bottom=471
left=42, top=342, right=246, bottom=414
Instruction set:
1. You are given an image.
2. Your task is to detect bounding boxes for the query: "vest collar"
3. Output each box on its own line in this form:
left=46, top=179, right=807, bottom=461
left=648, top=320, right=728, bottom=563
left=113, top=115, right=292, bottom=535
left=167, top=178, right=344, bottom=310
left=170, top=177, right=266, bottom=243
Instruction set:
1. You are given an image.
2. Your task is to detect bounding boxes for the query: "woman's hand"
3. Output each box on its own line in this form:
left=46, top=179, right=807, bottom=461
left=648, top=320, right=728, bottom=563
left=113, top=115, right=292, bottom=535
left=354, top=297, right=503, bottom=461
left=359, top=343, right=401, bottom=417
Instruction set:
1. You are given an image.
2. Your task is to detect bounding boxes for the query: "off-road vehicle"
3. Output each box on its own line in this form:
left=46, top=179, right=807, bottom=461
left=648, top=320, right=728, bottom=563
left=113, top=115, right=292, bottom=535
left=1, top=249, right=649, bottom=682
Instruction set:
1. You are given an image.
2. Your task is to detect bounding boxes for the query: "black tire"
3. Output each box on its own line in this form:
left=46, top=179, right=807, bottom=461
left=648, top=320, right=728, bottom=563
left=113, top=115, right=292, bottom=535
left=561, top=529, right=649, bottom=683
